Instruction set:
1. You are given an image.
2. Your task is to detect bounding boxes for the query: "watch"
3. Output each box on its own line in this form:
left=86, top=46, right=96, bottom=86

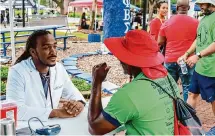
left=196, top=52, right=202, bottom=58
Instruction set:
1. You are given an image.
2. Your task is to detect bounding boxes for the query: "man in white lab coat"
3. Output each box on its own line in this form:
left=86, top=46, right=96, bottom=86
left=6, top=30, right=86, bottom=121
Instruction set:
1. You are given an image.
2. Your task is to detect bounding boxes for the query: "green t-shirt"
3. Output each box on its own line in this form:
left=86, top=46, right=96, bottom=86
left=196, top=12, right=215, bottom=77
left=104, top=73, right=181, bottom=135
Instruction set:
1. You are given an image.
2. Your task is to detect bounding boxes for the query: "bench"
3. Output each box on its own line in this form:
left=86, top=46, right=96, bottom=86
left=55, top=35, right=76, bottom=50
left=0, top=34, right=31, bottom=39
left=28, top=15, right=75, bottom=36
left=0, top=35, right=76, bottom=56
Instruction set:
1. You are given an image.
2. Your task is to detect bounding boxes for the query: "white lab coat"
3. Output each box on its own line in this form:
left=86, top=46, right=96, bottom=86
left=6, top=57, right=86, bottom=121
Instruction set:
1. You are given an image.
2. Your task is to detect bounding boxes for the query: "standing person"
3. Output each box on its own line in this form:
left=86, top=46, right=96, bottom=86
left=1, top=13, right=4, bottom=24
left=6, top=10, right=9, bottom=24
left=178, top=0, right=215, bottom=115
left=6, top=30, right=86, bottom=121
left=133, top=12, right=142, bottom=27
left=149, top=1, right=168, bottom=41
left=158, top=0, right=199, bottom=101
left=88, top=30, right=181, bottom=135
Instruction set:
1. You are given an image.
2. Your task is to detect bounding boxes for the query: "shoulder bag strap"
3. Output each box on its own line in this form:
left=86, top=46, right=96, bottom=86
left=137, top=76, right=176, bottom=101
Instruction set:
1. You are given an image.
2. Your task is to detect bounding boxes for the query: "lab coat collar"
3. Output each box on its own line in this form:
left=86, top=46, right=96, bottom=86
left=26, top=57, right=56, bottom=104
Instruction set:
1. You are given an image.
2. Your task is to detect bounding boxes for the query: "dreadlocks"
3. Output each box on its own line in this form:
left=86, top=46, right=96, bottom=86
left=15, top=30, right=51, bottom=65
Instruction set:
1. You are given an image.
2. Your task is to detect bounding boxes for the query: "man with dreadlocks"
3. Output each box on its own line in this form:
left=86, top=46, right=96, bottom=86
left=6, top=30, right=86, bottom=121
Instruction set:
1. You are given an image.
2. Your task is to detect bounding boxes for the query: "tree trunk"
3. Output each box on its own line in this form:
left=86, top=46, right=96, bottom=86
left=52, top=0, right=66, bottom=15
left=148, top=0, right=156, bottom=21
left=90, top=0, right=97, bottom=30
left=60, top=7, right=65, bottom=15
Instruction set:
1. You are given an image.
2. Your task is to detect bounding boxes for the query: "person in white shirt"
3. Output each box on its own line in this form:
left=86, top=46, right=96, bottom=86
left=6, top=30, right=86, bottom=121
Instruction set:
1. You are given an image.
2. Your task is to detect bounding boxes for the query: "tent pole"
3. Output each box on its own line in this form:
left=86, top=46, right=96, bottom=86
left=142, top=0, right=147, bottom=30
left=38, top=0, right=40, bottom=14
left=168, top=0, right=171, bottom=19
left=95, top=4, right=97, bottom=31
left=101, top=8, right=103, bottom=21
left=22, top=0, right=25, bottom=27
left=9, top=0, right=16, bottom=63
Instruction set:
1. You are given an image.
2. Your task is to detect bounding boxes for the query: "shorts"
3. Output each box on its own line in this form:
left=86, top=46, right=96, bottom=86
left=189, top=71, right=215, bottom=103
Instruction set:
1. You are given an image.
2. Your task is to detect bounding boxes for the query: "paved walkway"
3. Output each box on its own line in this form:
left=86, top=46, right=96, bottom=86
left=196, top=99, right=215, bottom=131
left=179, top=85, right=215, bottom=131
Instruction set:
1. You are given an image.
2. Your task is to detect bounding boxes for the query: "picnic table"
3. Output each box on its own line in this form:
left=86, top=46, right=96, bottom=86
left=16, top=96, right=112, bottom=135
left=0, top=25, right=74, bottom=57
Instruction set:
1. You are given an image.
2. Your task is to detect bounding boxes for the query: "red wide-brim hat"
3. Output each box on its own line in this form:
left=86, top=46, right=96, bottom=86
left=104, top=30, right=164, bottom=68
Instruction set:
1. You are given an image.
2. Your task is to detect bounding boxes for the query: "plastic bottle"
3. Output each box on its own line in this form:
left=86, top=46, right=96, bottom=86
left=179, top=59, right=188, bottom=75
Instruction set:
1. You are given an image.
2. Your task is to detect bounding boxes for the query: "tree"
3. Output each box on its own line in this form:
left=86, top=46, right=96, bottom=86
left=52, top=0, right=65, bottom=14
left=90, top=0, right=97, bottom=30
left=148, top=0, right=159, bottom=21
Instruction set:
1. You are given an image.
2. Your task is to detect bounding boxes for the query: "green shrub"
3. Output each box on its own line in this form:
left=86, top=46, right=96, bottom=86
left=1, top=81, right=6, bottom=95
left=1, top=66, right=9, bottom=80
left=71, top=78, right=91, bottom=92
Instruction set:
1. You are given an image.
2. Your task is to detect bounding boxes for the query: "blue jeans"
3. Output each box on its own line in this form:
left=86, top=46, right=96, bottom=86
left=164, top=62, right=194, bottom=101
left=206, top=126, right=215, bottom=135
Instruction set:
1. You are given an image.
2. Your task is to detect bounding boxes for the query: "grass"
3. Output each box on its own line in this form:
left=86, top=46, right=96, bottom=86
left=0, top=30, right=89, bottom=48
left=71, top=32, right=88, bottom=40
left=0, top=31, right=74, bottom=48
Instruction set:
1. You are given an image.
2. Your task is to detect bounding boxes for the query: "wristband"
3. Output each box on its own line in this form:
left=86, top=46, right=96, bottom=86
left=78, top=100, right=86, bottom=106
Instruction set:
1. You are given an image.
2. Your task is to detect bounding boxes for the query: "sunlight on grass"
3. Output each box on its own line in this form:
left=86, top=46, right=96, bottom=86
left=71, top=32, right=88, bottom=40
left=0, top=30, right=88, bottom=48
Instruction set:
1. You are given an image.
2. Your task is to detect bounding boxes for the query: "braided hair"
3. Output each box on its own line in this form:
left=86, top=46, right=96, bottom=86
left=15, top=30, right=51, bottom=65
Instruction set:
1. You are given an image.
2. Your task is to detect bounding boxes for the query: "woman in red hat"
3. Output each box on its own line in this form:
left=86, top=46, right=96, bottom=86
left=149, top=1, right=168, bottom=41
left=88, top=30, right=181, bottom=135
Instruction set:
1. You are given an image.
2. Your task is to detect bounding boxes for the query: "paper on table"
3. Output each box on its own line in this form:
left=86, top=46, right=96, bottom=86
left=102, top=81, right=119, bottom=93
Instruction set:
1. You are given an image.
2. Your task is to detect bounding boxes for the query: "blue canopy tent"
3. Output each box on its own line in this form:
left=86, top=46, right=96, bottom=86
left=191, top=0, right=201, bottom=11
left=194, top=4, right=201, bottom=11
left=171, top=4, right=176, bottom=12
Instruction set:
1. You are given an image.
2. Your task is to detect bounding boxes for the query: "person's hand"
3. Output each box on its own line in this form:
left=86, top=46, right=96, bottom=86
left=177, top=53, right=189, bottom=65
left=186, top=55, right=199, bottom=68
left=49, top=109, right=77, bottom=118
left=62, top=100, right=84, bottom=117
left=92, top=63, right=111, bottom=84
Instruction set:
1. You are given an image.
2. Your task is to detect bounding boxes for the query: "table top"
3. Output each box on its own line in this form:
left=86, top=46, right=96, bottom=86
left=17, top=96, right=112, bottom=135
left=1, top=25, right=66, bottom=34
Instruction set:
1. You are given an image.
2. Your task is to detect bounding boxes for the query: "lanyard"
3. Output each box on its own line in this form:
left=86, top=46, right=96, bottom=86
left=47, top=78, right=54, bottom=109
left=40, top=74, right=54, bottom=109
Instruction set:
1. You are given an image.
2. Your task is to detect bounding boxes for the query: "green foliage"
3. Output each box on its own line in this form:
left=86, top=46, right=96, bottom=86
left=171, top=0, right=177, bottom=4
left=71, top=78, right=91, bottom=92
left=72, top=32, right=88, bottom=40
left=68, top=12, right=82, bottom=18
left=1, top=81, right=6, bottom=95
left=14, top=9, right=22, bottom=16
left=1, top=66, right=9, bottom=80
